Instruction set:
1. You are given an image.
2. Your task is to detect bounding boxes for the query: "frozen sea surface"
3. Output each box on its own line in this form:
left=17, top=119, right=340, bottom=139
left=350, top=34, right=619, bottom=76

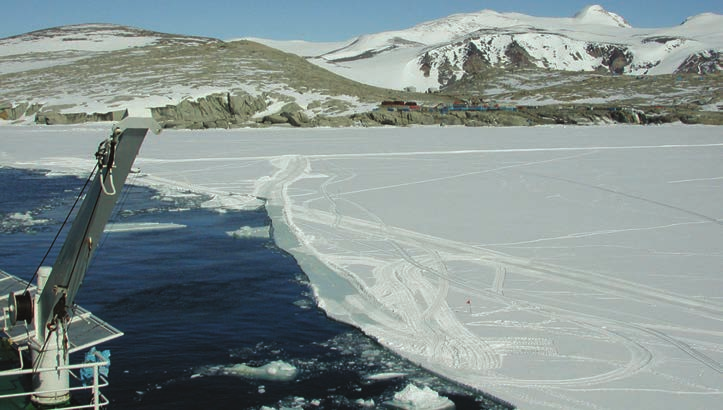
left=1, top=123, right=722, bottom=409
left=0, top=168, right=495, bottom=409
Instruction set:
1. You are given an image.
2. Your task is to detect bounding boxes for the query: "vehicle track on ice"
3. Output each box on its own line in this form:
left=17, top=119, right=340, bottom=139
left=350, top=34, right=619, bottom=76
left=260, top=154, right=502, bottom=371
left=633, top=325, right=722, bottom=373
left=258, top=153, right=721, bottom=393
left=340, top=194, right=502, bottom=371
left=293, top=208, right=721, bottom=386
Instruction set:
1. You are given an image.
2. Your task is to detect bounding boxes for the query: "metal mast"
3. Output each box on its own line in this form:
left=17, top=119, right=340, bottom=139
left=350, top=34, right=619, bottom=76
left=9, top=117, right=160, bottom=406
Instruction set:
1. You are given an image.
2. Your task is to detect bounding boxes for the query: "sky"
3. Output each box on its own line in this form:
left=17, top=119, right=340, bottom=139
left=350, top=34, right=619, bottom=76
left=1, top=0, right=721, bottom=41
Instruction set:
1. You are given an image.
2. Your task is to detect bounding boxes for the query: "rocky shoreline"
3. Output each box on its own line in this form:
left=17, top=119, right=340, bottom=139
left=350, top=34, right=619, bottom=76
left=347, top=105, right=722, bottom=127
left=2, top=92, right=721, bottom=128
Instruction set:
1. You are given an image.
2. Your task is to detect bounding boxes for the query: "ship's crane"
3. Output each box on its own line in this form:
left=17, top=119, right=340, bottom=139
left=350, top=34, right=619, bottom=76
left=1, top=117, right=161, bottom=406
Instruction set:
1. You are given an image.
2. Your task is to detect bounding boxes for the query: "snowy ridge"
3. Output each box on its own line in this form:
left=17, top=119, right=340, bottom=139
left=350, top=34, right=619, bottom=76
left=0, top=24, right=215, bottom=75
left=0, top=24, right=161, bottom=56
left=269, top=5, right=723, bottom=90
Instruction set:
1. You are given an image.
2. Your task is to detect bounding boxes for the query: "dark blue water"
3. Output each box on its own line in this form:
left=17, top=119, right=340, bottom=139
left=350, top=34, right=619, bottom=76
left=0, top=167, right=510, bottom=409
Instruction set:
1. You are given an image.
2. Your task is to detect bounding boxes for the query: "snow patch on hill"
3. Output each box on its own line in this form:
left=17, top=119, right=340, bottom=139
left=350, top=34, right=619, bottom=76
left=0, top=23, right=214, bottom=75
left=0, top=24, right=160, bottom=56
left=254, top=6, right=722, bottom=91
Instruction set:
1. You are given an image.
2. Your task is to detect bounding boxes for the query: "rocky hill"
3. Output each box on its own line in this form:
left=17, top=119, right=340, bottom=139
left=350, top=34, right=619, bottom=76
left=0, top=24, right=430, bottom=127
left=0, top=6, right=721, bottom=129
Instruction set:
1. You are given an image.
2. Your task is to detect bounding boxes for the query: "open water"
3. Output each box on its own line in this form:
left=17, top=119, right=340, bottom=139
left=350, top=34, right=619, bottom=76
left=0, top=167, right=510, bottom=409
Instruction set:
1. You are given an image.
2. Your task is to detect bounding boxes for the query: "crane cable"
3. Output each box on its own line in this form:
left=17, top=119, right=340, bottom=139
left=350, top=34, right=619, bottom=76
left=22, top=163, right=99, bottom=295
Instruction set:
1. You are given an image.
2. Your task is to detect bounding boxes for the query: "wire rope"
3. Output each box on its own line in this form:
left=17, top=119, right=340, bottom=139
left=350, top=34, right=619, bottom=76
left=22, top=164, right=99, bottom=295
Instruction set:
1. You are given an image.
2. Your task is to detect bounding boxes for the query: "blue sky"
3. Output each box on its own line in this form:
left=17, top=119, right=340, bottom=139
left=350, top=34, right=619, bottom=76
left=1, top=0, right=721, bottom=41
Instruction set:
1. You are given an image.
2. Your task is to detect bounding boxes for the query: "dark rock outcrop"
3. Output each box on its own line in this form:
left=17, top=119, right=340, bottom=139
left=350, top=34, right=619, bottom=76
left=282, top=110, right=310, bottom=127
left=261, top=114, right=289, bottom=125
left=262, top=102, right=310, bottom=126
left=0, top=102, right=43, bottom=121
left=676, top=50, right=721, bottom=74
left=35, top=109, right=127, bottom=125
left=310, top=115, right=354, bottom=127
left=346, top=105, right=721, bottom=128
left=419, top=52, right=434, bottom=78
left=462, top=42, right=490, bottom=74
left=436, top=57, right=457, bottom=86
left=586, top=44, right=633, bottom=74
left=24, top=91, right=268, bottom=128
left=504, top=41, right=534, bottom=68
left=150, top=92, right=268, bottom=128
left=229, top=92, right=268, bottom=116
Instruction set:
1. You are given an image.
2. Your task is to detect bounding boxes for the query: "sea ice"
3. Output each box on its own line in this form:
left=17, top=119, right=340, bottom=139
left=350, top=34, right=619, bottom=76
left=222, top=360, right=298, bottom=382
left=384, top=384, right=455, bottom=410
left=365, top=372, right=407, bottom=380
left=2, top=124, right=721, bottom=410
left=226, top=225, right=270, bottom=239
left=0, top=211, right=49, bottom=231
left=104, top=222, right=186, bottom=233
left=355, top=398, right=375, bottom=407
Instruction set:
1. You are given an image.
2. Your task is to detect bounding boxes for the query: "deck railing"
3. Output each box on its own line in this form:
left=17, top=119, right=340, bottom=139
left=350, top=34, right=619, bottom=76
left=0, top=348, right=110, bottom=409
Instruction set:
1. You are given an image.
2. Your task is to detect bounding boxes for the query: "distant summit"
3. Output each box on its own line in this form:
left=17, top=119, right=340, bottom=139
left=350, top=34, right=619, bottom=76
left=573, top=5, right=631, bottom=28
left=680, top=12, right=722, bottom=26
left=275, top=6, right=722, bottom=90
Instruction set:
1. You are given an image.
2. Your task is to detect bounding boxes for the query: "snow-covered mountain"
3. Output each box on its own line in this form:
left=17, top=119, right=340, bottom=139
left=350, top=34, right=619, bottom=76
left=0, top=24, right=394, bottom=124
left=1, top=5, right=720, bottom=126
left=259, top=5, right=722, bottom=91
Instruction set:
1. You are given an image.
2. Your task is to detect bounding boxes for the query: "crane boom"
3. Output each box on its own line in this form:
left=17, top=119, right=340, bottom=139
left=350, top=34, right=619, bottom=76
left=2, top=118, right=160, bottom=407
left=34, top=118, right=160, bottom=341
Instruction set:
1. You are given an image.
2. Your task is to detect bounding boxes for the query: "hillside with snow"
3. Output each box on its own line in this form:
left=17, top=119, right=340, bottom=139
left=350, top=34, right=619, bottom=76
left=0, top=24, right=402, bottom=125
left=0, top=24, right=211, bottom=74
left=0, top=5, right=721, bottom=127
left=258, top=5, right=722, bottom=92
